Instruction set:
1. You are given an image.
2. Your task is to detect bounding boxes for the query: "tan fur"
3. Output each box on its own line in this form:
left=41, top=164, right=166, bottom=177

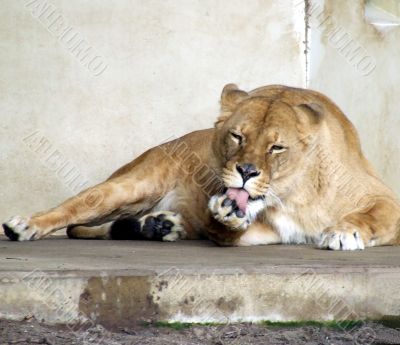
left=4, top=85, right=400, bottom=250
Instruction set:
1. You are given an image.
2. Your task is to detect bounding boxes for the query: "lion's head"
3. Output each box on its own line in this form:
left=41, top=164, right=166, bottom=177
left=212, top=84, right=324, bottom=215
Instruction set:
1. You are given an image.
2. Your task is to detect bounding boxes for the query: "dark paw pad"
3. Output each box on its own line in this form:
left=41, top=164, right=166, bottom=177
left=222, top=198, right=246, bottom=218
left=2, top=223, right=19, bottom=241
left=142, top=215, right=174, bottom=240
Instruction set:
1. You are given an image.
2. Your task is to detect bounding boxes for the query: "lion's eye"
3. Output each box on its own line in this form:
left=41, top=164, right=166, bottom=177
left=230, top=132, right=243, bottom=145
left=269, top=145, right=287, bottom=154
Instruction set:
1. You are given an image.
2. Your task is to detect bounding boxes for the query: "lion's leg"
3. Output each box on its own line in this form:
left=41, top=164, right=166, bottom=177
left=67, top=211, right=186, bottom=242
left=3, top=148, right=179, bottom=241
left=206, top=221, right=281, bottom=247
left=2, top=179, right=148, bottom=241
left=235, top=222, right=281, bottom=246
left=319, top=197, right=400, bottom=250
left=67, top=222, right=113, bottom=240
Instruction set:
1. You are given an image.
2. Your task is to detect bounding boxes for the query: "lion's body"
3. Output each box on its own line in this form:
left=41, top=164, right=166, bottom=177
left=4, top=85, right=400, bottom=250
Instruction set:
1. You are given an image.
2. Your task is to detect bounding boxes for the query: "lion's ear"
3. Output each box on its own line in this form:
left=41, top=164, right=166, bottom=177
left=215, top=84, right=249, bottom=128
left=294, top=103, right=324, bottom=125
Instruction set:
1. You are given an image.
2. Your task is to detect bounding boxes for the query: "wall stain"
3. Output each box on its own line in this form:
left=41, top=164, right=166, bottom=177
left=79, top=276, right=159, bottom=329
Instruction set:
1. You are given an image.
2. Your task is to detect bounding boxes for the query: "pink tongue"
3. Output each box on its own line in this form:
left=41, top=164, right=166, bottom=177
left=226, top=188, right=250, bottom=212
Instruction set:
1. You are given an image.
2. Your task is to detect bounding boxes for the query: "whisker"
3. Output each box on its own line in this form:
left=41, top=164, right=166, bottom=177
left=268, top=188, right=285, bottom=209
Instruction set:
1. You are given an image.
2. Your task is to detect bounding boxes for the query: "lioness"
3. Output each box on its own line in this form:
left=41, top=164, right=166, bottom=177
left=3, top=84, right=400, bottom=250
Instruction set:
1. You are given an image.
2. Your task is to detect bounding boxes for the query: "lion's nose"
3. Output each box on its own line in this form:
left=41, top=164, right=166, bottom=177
left=236, top=163, right=260, bottom=182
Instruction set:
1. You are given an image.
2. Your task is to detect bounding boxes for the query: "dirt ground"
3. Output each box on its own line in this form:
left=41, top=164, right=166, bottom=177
left=1, top=319, right=400, bottom=345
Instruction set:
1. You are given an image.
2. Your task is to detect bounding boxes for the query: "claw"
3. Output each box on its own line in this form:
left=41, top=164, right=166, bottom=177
left=235, top=209, right=245, bottom=218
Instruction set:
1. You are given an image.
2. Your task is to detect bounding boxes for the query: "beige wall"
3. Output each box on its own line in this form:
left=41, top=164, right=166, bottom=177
left=0, top=0, right=306, bottom=220
left=308, top=0, right=400, bottom=196
left=2, top=0, right=399, bottom=224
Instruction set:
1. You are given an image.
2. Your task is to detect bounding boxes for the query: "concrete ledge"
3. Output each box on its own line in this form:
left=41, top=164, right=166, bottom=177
left=0, top=237, right=400, bottom=327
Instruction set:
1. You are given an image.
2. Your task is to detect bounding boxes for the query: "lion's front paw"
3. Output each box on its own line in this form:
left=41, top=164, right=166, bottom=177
left=2, top=216, right=39, bottom=241
left=208, top=194, right=250, bottom=231
left=318, top=227, right=365, bottom=251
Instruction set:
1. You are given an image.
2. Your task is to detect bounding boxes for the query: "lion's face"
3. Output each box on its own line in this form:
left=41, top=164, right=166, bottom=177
left=213, top=84, right=322, bottom=212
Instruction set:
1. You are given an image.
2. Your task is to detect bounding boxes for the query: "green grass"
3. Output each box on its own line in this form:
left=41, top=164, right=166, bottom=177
left=144, top=321, right=223, bottom=330
left=260, top=320, right=364, bottom=330
left=152, top=321, right=192, bottom=330
left=145, top=320, right=364, bottom=330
